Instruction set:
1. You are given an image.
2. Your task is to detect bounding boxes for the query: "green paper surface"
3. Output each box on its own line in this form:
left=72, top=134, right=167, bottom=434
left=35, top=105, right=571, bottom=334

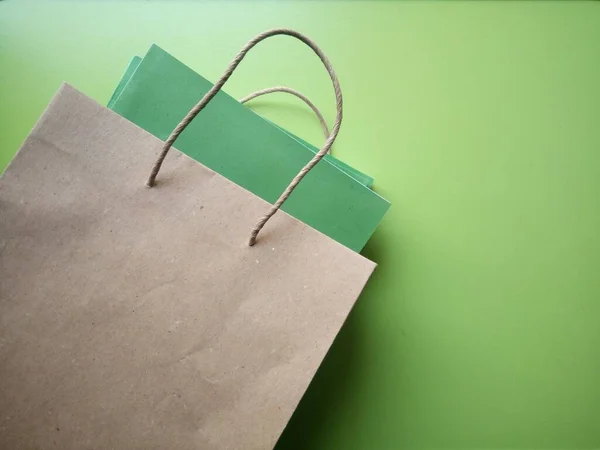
left=110, top=45, right=389, bottom=252
left=108, top=53, right=374, bottom=188
left=255, top=119, right=374, bottom=188
left=107, top=56, right=141, bottom=109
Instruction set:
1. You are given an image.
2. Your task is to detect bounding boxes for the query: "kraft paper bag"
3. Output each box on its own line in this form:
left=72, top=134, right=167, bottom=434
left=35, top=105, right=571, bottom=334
left=108, top=54, right=375, bottom=188
left=0, top=84, right=375, bottom=450
left=109, top=45, right=390, bottom=252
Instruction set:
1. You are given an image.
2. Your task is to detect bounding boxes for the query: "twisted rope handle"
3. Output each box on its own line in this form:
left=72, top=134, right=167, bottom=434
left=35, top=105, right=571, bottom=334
left=240, top=86, right=330, bottom=139
left=146, top=28, right=343, bottom=246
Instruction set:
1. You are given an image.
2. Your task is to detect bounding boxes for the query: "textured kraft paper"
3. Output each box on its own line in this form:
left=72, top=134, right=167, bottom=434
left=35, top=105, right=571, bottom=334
left=0, top=85, right=375, bottom=450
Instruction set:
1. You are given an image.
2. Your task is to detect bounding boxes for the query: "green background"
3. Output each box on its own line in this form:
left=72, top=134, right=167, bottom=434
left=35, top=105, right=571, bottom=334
left=1, top=1, right=599, bottom=448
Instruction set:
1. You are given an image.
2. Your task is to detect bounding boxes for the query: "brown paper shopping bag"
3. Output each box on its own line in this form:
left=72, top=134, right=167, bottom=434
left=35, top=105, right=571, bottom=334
left=0, top=81, right=374, bottom=448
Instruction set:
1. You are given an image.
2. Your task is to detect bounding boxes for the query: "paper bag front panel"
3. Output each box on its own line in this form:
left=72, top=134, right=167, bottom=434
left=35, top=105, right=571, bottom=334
left=0, top=85, right=375, bottom=450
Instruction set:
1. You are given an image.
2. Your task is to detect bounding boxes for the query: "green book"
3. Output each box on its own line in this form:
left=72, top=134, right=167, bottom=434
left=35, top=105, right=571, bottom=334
left=109, top=45, right=390, bottom=252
